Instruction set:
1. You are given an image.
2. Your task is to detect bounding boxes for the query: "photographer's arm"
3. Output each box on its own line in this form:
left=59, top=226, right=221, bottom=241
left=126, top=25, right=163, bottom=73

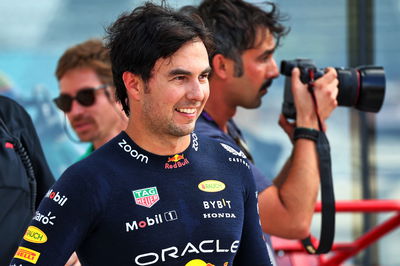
left=258, top=67, right=338, bottom=239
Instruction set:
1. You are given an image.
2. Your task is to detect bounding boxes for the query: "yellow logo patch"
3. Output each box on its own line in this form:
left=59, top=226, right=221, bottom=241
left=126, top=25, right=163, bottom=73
left=198, top=180, right=226, bottom=192
left=14, top=246, right=41, bottom=264
left=23, top=226, right=48, bottom=244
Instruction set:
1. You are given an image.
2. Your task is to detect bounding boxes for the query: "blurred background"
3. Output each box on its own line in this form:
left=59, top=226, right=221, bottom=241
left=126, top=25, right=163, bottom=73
left=0, top=0, right=398, bottom=265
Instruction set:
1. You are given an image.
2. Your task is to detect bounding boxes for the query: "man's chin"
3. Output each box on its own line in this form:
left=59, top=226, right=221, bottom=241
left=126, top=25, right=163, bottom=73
left=242, top=97, right=263, bottom=109
left=169, top=124, right=195, bottom=137
left=75, top=132, right=93, bottom=143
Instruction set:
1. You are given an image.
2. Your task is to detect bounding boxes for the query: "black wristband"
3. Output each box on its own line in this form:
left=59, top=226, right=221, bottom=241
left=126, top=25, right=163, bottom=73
left=294, top=127, right=319, bottom=142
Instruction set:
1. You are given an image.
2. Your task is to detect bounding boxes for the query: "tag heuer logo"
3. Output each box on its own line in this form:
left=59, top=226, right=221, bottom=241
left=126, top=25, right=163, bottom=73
left=133, top=187, right=160, bottom=208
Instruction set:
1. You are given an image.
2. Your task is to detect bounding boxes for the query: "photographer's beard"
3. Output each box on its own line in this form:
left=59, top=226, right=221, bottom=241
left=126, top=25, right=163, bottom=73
left=260, top=79, right=273, bottom=93
left=245, top=78, right=274, bottom=109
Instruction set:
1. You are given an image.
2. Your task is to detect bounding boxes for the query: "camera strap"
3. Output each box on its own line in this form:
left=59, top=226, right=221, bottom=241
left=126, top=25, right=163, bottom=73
left=300, top=70, right=336, bottom=254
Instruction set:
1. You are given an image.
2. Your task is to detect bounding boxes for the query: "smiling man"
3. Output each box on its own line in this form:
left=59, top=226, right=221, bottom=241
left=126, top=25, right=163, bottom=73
left=11, top=3, right=272, bottom=265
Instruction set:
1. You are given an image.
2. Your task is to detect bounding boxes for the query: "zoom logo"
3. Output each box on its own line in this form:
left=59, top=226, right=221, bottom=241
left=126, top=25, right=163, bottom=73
left=118, top=138, right=149, bottom=164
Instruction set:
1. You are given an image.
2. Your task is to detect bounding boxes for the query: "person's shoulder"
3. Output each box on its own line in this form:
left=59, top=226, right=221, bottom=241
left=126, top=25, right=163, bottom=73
left=195, top=131, right=252, bottom=171
left=0, top=96, right=36, bottom=136
left=196, top=116, right=237, bottom=146
left=0, top=95, right=19, bottom=107
left=195, top=114, right=224, bottom=138
left=73, top=131, right=127, bottom=172
left=0, top=95, right=30, bottom=120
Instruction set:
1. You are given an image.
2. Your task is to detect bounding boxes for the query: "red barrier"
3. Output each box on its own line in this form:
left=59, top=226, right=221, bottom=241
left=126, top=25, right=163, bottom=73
left=272, top=200, right=400, bottom=266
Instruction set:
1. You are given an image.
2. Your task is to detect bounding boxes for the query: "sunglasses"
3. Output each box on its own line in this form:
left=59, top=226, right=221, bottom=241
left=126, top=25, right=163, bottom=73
left=53, top=84, right=108, bottom=113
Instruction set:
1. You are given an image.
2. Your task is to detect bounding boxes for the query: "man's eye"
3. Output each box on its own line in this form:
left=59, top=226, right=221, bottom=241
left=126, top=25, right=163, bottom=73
left=174, top=76, right=186, bottom=81
left=260, top=54, right=273, bottom=62
left=199, top=73, right=209, bottom=80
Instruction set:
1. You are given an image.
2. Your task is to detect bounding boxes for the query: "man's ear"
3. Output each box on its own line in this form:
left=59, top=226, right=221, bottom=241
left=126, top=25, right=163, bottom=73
left=211, top=54, right=233, bottom=79
left=122, top=71, right=143, bottom=101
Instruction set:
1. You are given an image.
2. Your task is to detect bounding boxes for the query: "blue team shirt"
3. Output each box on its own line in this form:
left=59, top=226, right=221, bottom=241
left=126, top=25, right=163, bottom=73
left=11, top=131, right=272, bottom=266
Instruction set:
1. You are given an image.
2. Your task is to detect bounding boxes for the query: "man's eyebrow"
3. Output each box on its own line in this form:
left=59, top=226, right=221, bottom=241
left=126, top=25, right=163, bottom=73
left=258, top=47, right=276, bottom=59
left=168, top=66, right=212, bottom=76
left=201, top=66, right=212, bottom=75
left=169, top=68, right=191, bottom=76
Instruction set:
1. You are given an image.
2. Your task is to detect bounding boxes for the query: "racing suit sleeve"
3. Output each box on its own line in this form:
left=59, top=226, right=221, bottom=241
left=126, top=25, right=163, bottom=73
left=10, top=164, right=105, bottom=265
left=233, top=171, right=273, bottom=266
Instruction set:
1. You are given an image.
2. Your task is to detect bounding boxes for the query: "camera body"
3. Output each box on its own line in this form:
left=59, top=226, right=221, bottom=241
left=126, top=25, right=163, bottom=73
left=280, top=59, right=386, bottom=119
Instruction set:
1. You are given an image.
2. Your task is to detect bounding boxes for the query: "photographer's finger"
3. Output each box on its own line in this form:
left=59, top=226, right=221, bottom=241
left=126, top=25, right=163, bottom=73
left=323, top=67, right=338, bottom=81
left=331, top=78, right=339, bottom=99
left=291, top=67, right=303, bottom=89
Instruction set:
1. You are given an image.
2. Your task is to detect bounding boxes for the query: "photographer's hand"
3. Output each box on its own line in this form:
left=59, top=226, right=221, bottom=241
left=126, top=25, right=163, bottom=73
left=312, top=67, right=339, bottom=131
left=291, top=67, right=338, bottom=131
left=278, top=114, right=296, bottom=143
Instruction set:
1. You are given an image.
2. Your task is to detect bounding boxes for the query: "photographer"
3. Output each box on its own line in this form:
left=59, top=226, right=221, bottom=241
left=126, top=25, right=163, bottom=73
left=190, top=0, right=339, bottom=254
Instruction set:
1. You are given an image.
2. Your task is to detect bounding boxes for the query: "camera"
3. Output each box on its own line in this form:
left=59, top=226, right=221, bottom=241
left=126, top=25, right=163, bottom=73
left=280, top=59, right=386, bottom=119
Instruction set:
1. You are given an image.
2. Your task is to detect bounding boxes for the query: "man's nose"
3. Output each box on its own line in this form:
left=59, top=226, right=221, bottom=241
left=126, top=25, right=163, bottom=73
left=266, top=57, right=280, bottom=79
left=187, top=80, right=206, bottom=101
left=68, top=99, right=85, bottom=116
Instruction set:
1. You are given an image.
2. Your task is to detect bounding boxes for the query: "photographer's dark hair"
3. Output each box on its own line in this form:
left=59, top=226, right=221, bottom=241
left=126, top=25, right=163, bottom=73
left=105, top=2, right=214, bottom=116
left=196, top=0, right=288, bottom=76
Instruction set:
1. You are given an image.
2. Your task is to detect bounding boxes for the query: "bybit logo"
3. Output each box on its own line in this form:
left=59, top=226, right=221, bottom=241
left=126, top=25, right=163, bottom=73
left=202, top=199, right=236, bottom=219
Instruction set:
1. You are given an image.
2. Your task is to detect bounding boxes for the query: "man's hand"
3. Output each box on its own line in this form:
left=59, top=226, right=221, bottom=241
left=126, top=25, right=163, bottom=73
left=291, top=67, right=338, bottom=131
left=278, top=114, right=296, bottom=143
left=65, top=252, right=81, bottom=266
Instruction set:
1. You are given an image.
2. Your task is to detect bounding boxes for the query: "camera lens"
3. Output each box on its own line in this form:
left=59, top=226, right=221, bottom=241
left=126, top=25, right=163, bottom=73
left=355, top=66, right=386, bottom=112
left=336, top=66, right=385, bottom=112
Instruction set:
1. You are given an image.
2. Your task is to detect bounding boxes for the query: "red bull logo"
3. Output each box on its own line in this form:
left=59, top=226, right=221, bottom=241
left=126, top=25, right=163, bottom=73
left=185, top=259, right=217, bottom=266
left=165, top=154, right=190, bottom=169
left=168, top=154, right=185, bottom=162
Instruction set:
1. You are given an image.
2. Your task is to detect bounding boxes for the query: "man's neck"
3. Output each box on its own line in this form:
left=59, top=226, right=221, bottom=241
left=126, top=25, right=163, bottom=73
left=204, top=79, right=237, bottom=134
left=92, top=120, right=128, bottom=150
left=125, top=121, right=191, bottom=156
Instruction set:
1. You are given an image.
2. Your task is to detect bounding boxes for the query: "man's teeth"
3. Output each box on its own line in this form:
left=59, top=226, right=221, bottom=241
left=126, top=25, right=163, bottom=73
left=177, top=108, right=196, bottom=114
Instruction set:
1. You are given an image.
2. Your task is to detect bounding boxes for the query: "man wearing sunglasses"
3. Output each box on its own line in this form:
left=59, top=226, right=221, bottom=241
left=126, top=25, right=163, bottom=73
left=54, top=39, right=128, bottom=158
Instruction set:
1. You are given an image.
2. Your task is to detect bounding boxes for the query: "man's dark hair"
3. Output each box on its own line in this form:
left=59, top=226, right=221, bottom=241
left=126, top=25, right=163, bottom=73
left=105, top=2, right=214, bottom=116
left=196, top=0, right=288, bottom=76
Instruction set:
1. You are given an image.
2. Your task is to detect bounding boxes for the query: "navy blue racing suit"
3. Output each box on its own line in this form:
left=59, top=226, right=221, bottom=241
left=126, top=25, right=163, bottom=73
left=11, top=131, right=272, bottom=266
